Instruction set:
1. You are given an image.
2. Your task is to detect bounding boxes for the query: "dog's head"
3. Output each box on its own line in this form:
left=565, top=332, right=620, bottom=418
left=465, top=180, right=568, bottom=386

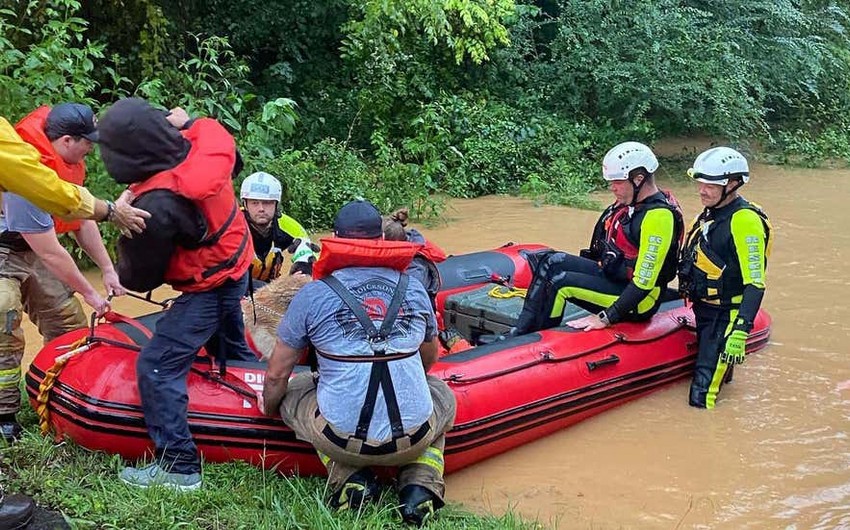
left=242, top=273, right=311, bottom=360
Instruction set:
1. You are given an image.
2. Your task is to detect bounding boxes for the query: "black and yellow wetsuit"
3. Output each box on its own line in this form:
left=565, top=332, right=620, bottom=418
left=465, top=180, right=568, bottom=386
left=246, top=210, right=309, bottom=282
left=514, top=191, right=684, bottom=334
left=679, top=196, right=771, bottom=408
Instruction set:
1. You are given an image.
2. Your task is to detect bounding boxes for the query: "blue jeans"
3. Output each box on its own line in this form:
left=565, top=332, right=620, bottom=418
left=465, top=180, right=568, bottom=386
left=136, top=272, right=250, bottom=474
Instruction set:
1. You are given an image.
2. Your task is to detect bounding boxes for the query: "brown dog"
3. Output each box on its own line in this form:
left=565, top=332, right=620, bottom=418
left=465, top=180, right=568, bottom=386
left=242, top=273, right=311, bottom=359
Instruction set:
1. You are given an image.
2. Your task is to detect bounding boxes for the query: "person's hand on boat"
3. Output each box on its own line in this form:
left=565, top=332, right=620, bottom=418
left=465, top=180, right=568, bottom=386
left=112, top=190, right=150, bottom=237
left=719, top=329, right=748, bottom=365
left=102, top=269, right=126, bottom=297
left=82, top=289, right=110, bottom=317
left=566, top=314, right=608, bottom=331
left=255, top=389, right=266, bottom=415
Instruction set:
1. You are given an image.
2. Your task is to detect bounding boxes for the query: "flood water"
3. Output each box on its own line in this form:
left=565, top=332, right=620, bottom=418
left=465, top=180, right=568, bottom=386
left=21, top=162, right=849, bottom=528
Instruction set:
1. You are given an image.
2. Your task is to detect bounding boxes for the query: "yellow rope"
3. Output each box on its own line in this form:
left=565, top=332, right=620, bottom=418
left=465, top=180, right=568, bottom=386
left=35, top=337, right=89, bottom=437
left=487, top=286, right=528, bottom=299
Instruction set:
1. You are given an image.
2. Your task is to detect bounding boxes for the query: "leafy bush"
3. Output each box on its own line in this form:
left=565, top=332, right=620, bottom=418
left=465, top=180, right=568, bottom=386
left=264, top=139, right=443, bottom=231
left=0, top=0, right=107, bottom=120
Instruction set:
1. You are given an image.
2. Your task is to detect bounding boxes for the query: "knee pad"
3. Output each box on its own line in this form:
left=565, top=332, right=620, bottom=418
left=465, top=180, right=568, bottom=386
left=0, top=278, right=22, bottom=337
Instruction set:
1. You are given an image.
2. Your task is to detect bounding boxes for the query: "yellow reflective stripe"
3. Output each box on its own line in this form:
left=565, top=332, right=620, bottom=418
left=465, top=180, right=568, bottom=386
left=413, top=446, right=444, bottom=476
left=0, top=366, right=20, bottom=388
left=730, top=209, right=767, bottom=289
left=705, top=309, right=738, bottom=409
left=317, top=451, right=331, bottom=466
left=632, top=208, right=674, bottom=290
left=551, top=285, right=659, bottom=319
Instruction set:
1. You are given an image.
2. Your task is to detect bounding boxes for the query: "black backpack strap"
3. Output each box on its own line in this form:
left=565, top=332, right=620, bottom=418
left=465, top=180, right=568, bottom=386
left=320, top=273, right=410, bottom=440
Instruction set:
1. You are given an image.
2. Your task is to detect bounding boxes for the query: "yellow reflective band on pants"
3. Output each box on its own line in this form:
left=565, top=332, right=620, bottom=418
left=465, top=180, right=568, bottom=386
left=550, top=285, right=658, bottom=319
left=412, top=445, right=445, bottom=476
left=0, top=366, right=20, bottom=389
left=705, top=308, right=739, bottom=409
left=317, top=451, right=331, bottom=467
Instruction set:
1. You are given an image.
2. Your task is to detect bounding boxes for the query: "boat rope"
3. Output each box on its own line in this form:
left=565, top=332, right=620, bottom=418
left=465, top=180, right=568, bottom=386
left=123, top=290, right=175, bottom=309
left=189, top=366, right=258, bottom=401
left=446, top=318, right=692, bottom=384
left=35, top=336, right=91, bottom=437
left=487, top=286, right=527, bottom=299
left=35, top=310, right=146, bottom=437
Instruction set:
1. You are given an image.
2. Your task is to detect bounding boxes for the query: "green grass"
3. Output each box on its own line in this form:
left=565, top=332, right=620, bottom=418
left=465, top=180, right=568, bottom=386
left=1, top=406, right=545, bottom=530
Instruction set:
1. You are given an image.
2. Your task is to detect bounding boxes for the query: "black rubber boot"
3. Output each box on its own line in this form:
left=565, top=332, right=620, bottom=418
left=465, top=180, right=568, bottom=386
left=399, top=485, right=443, bottom=527
left=0, top=421, right=22, bottom=444
left=328, top=469, right=381, bottom=511
left=0, top=494, right=34, bottom=530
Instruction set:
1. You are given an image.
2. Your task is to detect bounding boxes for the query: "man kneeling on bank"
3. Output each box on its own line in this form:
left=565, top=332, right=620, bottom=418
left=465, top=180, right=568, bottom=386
left=261, top=199, right=456, bottom=526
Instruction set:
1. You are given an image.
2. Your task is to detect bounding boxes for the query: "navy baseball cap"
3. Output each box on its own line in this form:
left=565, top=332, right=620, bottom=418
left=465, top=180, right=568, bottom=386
left=334, top=200, right=383, bottom=239
left=45, top=103, right=99, bottom=142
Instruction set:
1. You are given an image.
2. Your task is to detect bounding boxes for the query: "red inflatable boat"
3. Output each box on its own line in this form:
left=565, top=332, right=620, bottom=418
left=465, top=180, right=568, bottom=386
left=25, top=244, right=771, bottom=475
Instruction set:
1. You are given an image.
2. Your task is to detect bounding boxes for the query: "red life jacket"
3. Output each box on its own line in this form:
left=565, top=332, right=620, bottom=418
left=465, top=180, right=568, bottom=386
left=129, top=119, right=253, bottom=292
left=312, top=237, right=421, bottom=280
left=599, top=190, right=685, bottom=282
left=14, top=106, right=85, bottom=233
left=418, top=240, right=447, bottom=264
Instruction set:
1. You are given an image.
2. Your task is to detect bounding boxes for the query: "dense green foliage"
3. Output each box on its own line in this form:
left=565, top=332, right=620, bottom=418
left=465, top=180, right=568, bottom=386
left=3, top=0, right=850, bottom=233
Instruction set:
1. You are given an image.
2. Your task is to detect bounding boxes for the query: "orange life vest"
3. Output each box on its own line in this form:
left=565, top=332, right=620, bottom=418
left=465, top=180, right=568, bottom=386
left=312, top=237, right=421, bottom=280
left=14, top=106, right=85, bottom=233
left=129, top=119, right=253, bottom=292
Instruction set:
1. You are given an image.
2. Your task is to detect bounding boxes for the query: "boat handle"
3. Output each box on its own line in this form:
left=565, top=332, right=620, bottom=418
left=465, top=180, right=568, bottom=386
left=586, top=354, right=620, bottom=371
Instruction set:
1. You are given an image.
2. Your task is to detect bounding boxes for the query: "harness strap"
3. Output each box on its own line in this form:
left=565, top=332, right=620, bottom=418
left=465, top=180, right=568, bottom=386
left=320, top=273, right=410, bottom=441
left=316, top=350, right=417, bottom=363
left=201, top=201, right=239, bottom=245
left=202, top=230, right=250, bottom=280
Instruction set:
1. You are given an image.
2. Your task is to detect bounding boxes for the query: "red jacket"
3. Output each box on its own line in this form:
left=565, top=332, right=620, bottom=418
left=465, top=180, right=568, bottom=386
left=14, top=106, right=85, bottom=233
left=129, top=119, right=253, bottom=292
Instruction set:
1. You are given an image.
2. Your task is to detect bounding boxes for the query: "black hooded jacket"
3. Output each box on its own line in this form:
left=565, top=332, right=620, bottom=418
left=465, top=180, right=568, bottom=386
left=98, top=98, right=206, bottom=291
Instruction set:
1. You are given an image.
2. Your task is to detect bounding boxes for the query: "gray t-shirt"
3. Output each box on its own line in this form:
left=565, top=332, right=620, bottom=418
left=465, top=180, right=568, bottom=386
left=0, top=192, right=54, bottom=234
left=278, top=267, right=437, bottom=442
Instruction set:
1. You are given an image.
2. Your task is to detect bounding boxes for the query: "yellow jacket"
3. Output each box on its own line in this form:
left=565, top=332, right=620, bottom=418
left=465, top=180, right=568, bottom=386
left=0, top=117, right=96, bottom=218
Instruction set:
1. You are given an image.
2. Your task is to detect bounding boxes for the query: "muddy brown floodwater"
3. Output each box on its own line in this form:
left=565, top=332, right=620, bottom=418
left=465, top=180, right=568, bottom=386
left=20, top=162, right=849, bottom=529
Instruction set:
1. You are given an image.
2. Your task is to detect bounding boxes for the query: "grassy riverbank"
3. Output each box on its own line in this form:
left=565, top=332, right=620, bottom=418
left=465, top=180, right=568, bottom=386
left=1, top=407, right=544, bottom=530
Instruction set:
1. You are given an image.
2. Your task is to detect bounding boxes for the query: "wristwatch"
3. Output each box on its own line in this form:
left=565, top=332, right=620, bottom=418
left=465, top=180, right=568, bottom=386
left=105, top=200, right=116, bottom=222
left=597, top=310, right=611, bottom=327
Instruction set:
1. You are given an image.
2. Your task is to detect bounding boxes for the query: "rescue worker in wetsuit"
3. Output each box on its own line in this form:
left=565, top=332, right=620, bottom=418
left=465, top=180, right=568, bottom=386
left=239, top=171, right=316, bottom=282
left=679, top=147, right=771, bottom=409
left=262, top=200, right=456, bottom=527
left=513, top=141, right=684, bottom=334
left=97, top=98, right=254, bottom=490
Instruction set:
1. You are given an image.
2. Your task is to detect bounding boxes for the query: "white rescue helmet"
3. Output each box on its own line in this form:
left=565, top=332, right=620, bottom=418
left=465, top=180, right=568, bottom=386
left=688, top=147, right=750, bottom=186
left=602, top=141, right=659, bottom=181
left=240, top=171, right=282, bottom=202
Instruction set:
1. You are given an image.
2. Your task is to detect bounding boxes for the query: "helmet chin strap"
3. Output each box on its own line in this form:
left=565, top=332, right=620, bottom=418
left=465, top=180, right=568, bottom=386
left=627, top=173, right=648, bottom=207
left=708, top=179, right=743, bottom=209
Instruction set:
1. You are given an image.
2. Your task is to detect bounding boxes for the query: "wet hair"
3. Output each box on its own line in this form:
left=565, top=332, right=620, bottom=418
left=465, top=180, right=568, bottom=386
left=382, top=208, right=409, bottom=241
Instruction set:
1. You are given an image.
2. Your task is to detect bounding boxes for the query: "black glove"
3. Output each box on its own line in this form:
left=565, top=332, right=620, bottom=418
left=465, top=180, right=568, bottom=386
left=289, top=260, right=313, bottom=276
